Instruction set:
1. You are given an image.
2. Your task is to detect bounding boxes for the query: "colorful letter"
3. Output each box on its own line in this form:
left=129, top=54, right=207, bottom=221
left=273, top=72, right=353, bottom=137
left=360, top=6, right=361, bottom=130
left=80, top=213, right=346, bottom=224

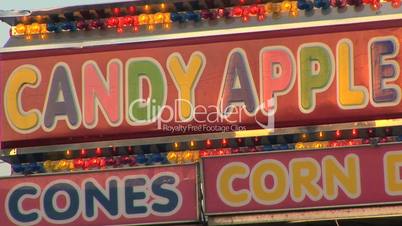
left=250, top=159, right=289, bottom=205
left=260, top=46, right=296, bottom=115
left=126, top=58, right=167, bottom=125
left=369, top=37, right=400, bottom=107
left=84, top=178, right=119, bottom=221
left=298, top=44, right=334, bottom=113
left=4, top=65, right=41, bottom=133
left=151, top=173, right=182, bottom=216
left=337, top=39, right=368, bottom=109
left=384, top=151, right=402, bottom=195
left=124, top=176, right=150, bottom=217
left=82, top=60, right=123, bottom=129
left=290, top=158, right=323, bottom=202
left=41, top=181, right=80, bottom=224
left=167, top=52, right=206, bottom=121
left=43, top=63, right=81, bottom=131
left=6, top=183, right=41, bottom=225
left=217, top=162, right=251, bottom=207
left=322, top=154, right=361, bottom=200
left=218, top=48, right=258, bottom=117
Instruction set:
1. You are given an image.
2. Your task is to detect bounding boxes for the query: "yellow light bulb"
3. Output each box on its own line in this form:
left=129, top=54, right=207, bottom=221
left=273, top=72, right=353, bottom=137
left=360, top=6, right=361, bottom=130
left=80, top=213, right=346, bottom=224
left=176, top=152, right=184, bottom=164
left=167, top=151, right=177, bottom=163
left=173, top=142, right=180, bottom=150
left=144, top=4, right=151, bottom=13
left=15, top=23, right=26, bottom=35
left=281, top=1, right=292, bottom=11
left=40, top=23, right=47, bottom=32
left=192, top=151, right=200, bottom=162
left=318, top=131, right=324, bottom=139
left=295, top=142, right=305, bottom=150
left=148, top=14, right=155, bottom=24
left=138, top=14, right=148, bottom=25
left=30, top=23, right=40, bottom=34
left=160, top=3, right=167, bottom=11
left=189, top=140, right=196, bottom=149
left=265, top=3, right=273, bottom=13
left=58, top=159, right=69, bottom=171
left=35, top=15, right=43, bottom=22
left=272, top=3, right=282, bottom=15
left=183, top=150, right=193, bottom=162
left=164, top=13, right=171, bottom=23
left=68, top=160, right=75, bottom=171
left=154, top=13, right=164, bottom=24
left=43, top=160, right=53, bottom=172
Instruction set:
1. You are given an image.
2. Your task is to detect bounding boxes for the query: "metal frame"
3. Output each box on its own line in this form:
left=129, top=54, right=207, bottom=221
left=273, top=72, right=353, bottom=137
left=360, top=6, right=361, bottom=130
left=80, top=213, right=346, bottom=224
left=207, top=205, right=402, bottom=225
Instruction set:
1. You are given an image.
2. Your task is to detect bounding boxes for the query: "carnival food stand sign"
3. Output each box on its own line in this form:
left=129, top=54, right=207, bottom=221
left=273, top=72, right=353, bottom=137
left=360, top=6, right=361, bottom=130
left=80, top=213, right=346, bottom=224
left=202, top=144, right=402, bottom=215
left=0, top=163, right=199, bottom=226
left=1, top=26, right=402, bottom=148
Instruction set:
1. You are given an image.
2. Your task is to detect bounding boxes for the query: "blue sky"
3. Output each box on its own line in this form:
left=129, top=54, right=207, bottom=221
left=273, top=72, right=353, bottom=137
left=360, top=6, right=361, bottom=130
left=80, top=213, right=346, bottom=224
left=0, top=0, right=127, bottom=47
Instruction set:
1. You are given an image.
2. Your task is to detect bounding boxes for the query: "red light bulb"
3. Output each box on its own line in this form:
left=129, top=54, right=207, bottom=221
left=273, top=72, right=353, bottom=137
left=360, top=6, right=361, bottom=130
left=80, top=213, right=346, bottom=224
left=371, top=0, right=381, bottom=9
left=76, top=20, right=87, bottom=30
left=392, top=0, right=401, bottom=8
left=368, top=128, right=375, bottom=137
left=335, top=130, right=342, bottom=138
left=83, top=160, right=90, bottom=170
left=127, top=146, right=134, bottom=155
left=200, top=150, right=209, bottom=157
left=89, top=157, right=99, bottom=168
left=231, top=148, right=240, bottom=154
left=73, top=159, right=84, bottom=169
left=105, top=157, right=115, bottom=166
left=217, top=8, right=225, bottom=17
left=99, top=158, right=106, bottom=168
left=128, top=156, right=136, bottom=166
left=124, top=16, right=133, bottom=26
left=236, top=138, right=244, bottom=146
left=127, top=6, right=136, bottom=15
left=385, top=127, right=392, bottom=136
left=80, top=149, right=87, bottom=158
left=221, top=138, right=228, bottom=147
left=113, top=157, right=122, bottom=168
left=250, top=4, right=259, bottom=15
left=254, top=137, right=261, bottom=145
left=352, top=129, right=358, bottom=137
left=121, top=156, right=130, bottom=164
left=66, top=149, right=72, bottom=157
left=106, top=17, right=118, bottom=28
left=218, top=149, right=225, bottom=155
left=112, top=7, right=121, bottom=16
left=239, top=0, right=246, bottom=4
left=111, top=147, right=118, bottom=155
left=232, top=6, right=243, bottom=17
left=95, top=147, right=102, bottom=157
left=206, top=139, right=213, bottom=148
